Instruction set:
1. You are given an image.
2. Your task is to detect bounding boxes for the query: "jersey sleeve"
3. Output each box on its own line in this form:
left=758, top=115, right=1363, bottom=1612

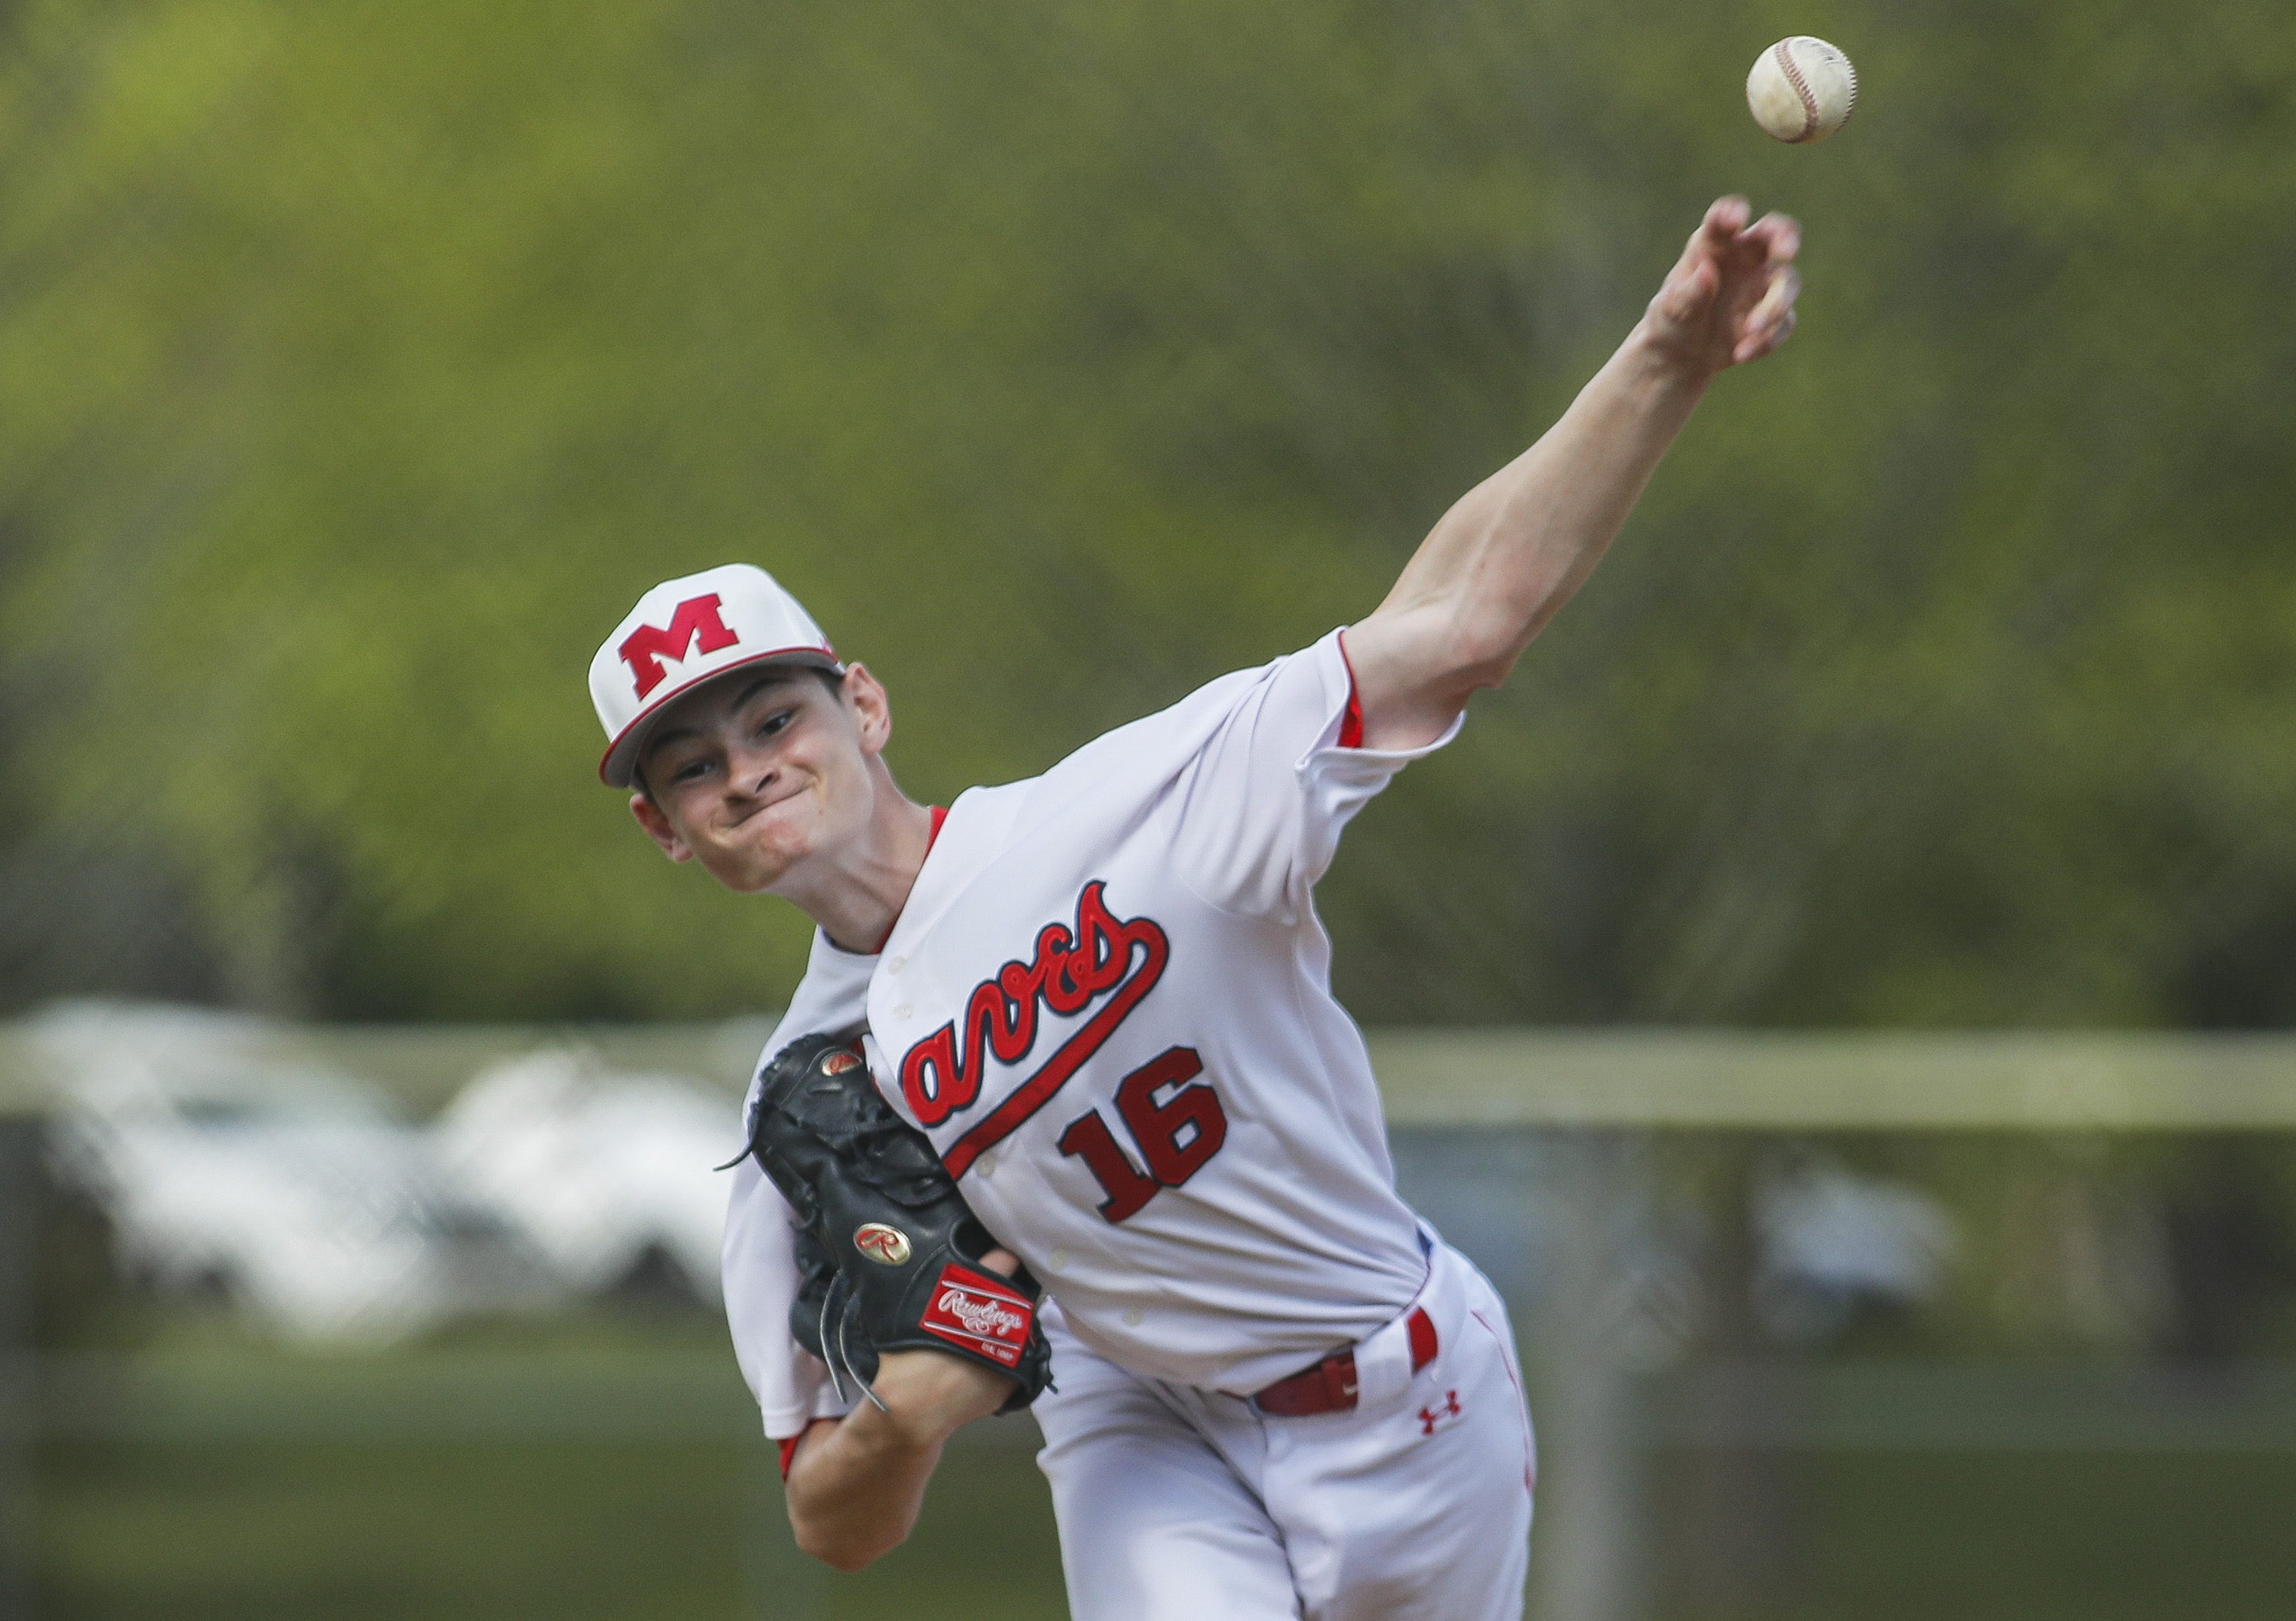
left=721, top=933, right=878, bottom=1440
left=1167, top=627, right=1462, bottom=922
left=722, top=1158, right=855, bottom=1440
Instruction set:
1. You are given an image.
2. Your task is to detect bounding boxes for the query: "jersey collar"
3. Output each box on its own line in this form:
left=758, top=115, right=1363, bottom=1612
left=870, top=804, right=947, bottom=955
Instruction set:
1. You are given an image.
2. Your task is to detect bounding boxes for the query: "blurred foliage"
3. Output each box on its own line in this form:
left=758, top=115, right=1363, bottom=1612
left=1, top=0, right=2293, bottom=1024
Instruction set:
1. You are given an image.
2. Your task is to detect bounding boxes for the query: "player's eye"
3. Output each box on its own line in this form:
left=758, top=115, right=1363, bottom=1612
left=671, top=757, right=713, bottom=784
left=756, top=709, right=794, bottom=740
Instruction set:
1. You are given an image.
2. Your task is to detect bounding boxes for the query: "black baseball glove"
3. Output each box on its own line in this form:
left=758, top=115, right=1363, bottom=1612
left=742, top=1032, right=1053, bottom=1414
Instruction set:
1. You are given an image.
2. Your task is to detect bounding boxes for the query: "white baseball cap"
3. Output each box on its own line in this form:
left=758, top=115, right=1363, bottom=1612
left=589, top=563, right=843, bottom=787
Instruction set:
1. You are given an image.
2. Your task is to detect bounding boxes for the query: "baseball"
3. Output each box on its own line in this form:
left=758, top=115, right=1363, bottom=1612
left=1746, top=36, right=1857, bottom=144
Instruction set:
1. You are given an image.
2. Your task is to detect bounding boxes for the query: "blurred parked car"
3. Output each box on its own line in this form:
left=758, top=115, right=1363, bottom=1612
left=432, top=1048, right=741, bottom=1305
left=1754, top=1150, right=1957, bottom=1341
left=37, top=1002, right=541, bottom=1342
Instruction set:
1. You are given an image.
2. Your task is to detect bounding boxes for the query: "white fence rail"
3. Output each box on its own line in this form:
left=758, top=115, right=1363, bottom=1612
left=11, top=1019, right=2296, bottom=1128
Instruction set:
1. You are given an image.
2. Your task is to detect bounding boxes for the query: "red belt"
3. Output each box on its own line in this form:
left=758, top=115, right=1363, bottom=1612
left=1252, top=1307, right=1438, bottom=1417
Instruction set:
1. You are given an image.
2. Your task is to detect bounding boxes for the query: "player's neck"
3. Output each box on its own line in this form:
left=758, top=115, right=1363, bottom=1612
left=774, top=770, right=935, bottom=956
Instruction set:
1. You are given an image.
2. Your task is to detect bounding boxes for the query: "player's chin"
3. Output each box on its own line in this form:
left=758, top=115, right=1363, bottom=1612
left=709, top=817, right=828, bottom=893
left=689, top=824, right=798, bottom=892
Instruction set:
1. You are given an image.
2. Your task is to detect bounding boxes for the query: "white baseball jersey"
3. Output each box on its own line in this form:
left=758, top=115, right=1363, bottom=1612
left=722, top=628, right=1462, bottom=1438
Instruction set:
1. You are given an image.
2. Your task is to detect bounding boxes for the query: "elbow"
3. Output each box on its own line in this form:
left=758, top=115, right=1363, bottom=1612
left=1449, top=649, right=1517, bottom=698
left=801, top=1537, right=883, bottom=1575
left=791, top=1508, right=911, bottom=1573
left=1438, top=635, right=1522, bottom=704
left=795, top=1525, right=894, bottom=1574
left=1365, top=582, right=1541, bottom=702
left=781, top=1411, right=941, bottom=1573
left=1435, top=596, right=1536, bottom=695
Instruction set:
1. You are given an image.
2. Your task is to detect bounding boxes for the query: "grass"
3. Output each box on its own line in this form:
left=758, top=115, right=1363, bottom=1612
left=1646, top=1447, right=2296, bottom=1621
left=28, top=1314, right=2296, bottom=1620
left=38, top=1437, right=1066, bottom=1621
left=32, top=1308, right=1070, bottom=1621
left=44, top=1432, right=2296, bottom=1620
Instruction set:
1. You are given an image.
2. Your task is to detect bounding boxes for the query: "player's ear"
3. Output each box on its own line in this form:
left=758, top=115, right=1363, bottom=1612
left=629, top=793, right=694, bottom=863
left=841, top=663, right=893, bottom=757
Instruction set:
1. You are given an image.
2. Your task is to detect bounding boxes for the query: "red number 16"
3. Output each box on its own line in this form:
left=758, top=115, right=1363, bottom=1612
left=1057, top=1046, right=1229, bottom=1223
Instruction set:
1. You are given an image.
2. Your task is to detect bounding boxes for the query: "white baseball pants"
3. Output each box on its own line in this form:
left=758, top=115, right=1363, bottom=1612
left=1032, top=1239, right=1535, bottom=1621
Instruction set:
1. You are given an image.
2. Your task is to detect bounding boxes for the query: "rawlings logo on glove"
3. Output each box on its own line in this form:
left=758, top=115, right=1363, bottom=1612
left=740, top=1033, right=1055, bottom=1414
left=921, top=1267, right=1037, bottom=1367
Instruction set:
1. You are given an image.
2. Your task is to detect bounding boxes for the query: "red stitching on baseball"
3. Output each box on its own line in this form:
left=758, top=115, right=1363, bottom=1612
left=1773, top=40, right=1820, bottom=143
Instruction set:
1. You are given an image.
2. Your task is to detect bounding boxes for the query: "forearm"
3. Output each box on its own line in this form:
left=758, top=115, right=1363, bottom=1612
left=1401, top=327, right=1704, bottom=645
left=1344, top=198, right=1799, bottom=747
left=1354, top=326, right=1710, bottom=730
left=783, top=1410, right=948, bottom=1571
left=781, top=1348, right=1014, bottom=1570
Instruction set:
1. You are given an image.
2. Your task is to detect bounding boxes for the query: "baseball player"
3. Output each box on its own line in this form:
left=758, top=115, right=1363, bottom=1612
left=586, top=197, right=1800, bottom=1619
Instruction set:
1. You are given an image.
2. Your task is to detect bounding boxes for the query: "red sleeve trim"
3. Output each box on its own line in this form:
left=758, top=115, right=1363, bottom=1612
left=1335, top=635, right=1365, bottom=750
left=778, top=1435, right=801, bottom=1480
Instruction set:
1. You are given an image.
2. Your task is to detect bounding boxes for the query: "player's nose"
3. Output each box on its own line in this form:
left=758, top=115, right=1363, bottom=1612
left=722, top=741, right=778, bottom=801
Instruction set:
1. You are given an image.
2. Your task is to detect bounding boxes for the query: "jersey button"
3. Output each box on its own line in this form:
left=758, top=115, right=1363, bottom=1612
left=1123, top=1308, right=1145, bottom=1327
left=892, top=1002, right=913, bottom=1020
left=1047, top=1250, right=1070, bottom=1271
left=974, top=1151, right=997, bottom=1178
left=886, top=956, right=906, bottom=973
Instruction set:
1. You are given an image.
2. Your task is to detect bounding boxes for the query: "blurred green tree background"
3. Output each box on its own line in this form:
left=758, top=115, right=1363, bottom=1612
left=2, top=0, right=2291, bottom=1028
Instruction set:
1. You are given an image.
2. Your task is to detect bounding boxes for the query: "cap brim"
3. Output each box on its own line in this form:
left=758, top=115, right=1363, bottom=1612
left=598, top=647, right=844, bottom=788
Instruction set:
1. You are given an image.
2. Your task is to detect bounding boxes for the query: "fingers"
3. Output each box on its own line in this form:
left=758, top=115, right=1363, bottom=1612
left=1699, top=194, right=1752, bottom=252
left=1734, top=289, right=1799, bottom=363
left=1658, top=197, right=1805, bottom=367
left=1684, top=200, right=1797, bottom=288
left=1738, top=209, right=1801, bottom=267
left=1657, top=254, right=1719, bottom=326
left=980, top=1246, right=1020, bottom=1278
left=1722, top=204, right=1803, bottom=365
left=1671, top=196, right=1747, bottom=282
left=1715, top=211, right=1798, bottom=293
left=1747, top=263, right=1800, bottom=332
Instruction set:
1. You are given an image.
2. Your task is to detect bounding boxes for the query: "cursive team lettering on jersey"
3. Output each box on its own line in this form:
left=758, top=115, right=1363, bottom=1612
left=901, top=880, right=1167, bottom=1132
left=901, top=880, right=1233, bottom=1215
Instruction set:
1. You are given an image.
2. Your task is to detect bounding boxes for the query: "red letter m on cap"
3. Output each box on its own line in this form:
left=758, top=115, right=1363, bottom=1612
left=619, top=594, right=740, bottom=699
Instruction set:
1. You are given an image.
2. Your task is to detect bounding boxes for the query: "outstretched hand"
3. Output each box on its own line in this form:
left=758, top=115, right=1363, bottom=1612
left=1644, top=196, right=1801, bottom=375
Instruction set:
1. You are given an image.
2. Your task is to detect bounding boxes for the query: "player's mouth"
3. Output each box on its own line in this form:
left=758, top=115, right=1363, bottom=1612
left=723, top=778, right=811, bottom=835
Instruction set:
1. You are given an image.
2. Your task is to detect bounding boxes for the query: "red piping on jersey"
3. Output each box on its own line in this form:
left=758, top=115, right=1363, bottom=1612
left=1335, top=631, right=1365, bottom=749
left=871, top=805, right=948, bottom=954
